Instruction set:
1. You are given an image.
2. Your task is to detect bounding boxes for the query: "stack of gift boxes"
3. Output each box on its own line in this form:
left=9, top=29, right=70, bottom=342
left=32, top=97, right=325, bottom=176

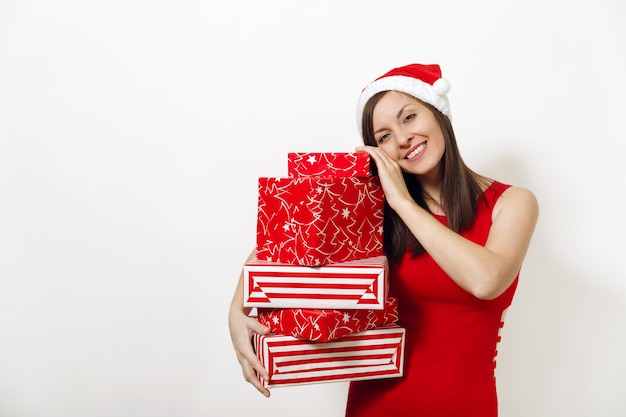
left=243, top=152, right=406, bottom=388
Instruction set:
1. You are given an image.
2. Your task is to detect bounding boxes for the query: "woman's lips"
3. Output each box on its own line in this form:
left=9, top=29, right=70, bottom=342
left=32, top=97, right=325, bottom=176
left=405, top=142, right=426, bottom=160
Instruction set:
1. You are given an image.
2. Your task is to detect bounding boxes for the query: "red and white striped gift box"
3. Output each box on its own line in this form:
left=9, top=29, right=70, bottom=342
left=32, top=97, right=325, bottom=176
left=287, top=152, right=372, bottom=178
left=243, top=256, right=389, bottom=310
left=254, top=325, right=405, bottom=388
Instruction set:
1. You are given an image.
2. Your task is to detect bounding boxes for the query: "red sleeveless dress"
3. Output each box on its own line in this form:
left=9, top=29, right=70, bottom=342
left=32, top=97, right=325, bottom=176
left=345, top=181, right=518, bottom=417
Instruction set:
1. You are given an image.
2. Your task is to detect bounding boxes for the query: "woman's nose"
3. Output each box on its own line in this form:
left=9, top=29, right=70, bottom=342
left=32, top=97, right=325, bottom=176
left=398, top=130, right=413, bottom=147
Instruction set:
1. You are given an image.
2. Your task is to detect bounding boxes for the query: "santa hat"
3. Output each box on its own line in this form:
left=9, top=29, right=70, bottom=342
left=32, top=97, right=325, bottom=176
left=356, top=63, right=451, bottom=137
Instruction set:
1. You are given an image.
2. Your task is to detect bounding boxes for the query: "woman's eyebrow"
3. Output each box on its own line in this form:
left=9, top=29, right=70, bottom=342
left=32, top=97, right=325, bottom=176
left=396, top=104, right=412, bottom=119
left=373, top=104, right=413, bottom=134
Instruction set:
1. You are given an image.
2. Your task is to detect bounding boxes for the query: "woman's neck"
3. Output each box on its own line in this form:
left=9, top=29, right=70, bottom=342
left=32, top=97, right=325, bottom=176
left=415, top=174, right=443, bottom=215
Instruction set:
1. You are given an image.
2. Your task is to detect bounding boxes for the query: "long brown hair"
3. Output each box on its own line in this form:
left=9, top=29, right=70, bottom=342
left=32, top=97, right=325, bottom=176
left=361, top=91, right=488, bottom=262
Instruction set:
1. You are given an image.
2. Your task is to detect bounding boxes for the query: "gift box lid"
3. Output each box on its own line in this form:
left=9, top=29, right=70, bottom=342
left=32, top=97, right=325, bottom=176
left=244, top=255, right=389, bottom=310
left=288, top=152, right=373, bottom=178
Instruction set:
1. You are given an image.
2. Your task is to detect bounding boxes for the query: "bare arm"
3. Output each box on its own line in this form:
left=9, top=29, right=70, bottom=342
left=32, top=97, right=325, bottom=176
left=394, top=187, right=538, bottom=299
left=228, top=249, right=272, bottom=397
left=360, top=145, right=539, bottom=300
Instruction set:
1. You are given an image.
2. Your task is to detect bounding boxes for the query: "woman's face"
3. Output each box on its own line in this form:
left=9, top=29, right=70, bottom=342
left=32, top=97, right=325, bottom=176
left=371, top=91, right=445, bottom=177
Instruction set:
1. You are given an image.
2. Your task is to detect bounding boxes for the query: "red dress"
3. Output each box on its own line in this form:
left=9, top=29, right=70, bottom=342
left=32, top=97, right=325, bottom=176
left=345, top=181, right=518, bottom=417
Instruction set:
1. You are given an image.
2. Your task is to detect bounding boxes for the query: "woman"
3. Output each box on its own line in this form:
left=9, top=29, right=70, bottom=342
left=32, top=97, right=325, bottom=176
left=229, top=63, right=539, bottom=416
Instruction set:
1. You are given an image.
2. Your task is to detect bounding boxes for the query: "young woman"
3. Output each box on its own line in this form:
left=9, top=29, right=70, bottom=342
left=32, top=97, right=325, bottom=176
left=228, top=63, right=539, bottom=417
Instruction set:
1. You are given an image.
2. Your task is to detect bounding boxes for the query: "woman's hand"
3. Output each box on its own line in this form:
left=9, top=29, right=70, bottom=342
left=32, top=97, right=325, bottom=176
left=356, top=145, right=413, bottom=209
left=228, top=305, right=272, bottom=397
left=228, top=249, right=272, bottom=397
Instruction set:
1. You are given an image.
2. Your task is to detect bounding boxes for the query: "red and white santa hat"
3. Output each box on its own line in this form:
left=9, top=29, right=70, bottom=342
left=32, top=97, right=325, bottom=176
left=356, top=63, right=451, bottom=137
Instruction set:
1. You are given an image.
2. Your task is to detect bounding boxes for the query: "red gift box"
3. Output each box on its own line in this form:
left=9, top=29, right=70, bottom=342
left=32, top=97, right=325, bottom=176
left=256, top=176, right=384, bottom=266
left=243, top=255, right=389, bottom=310
left=254, top=325, right=405, bottom=388
left=257, top=297, right=398, bottom=342
left=287, top=152, right=372, bottom=178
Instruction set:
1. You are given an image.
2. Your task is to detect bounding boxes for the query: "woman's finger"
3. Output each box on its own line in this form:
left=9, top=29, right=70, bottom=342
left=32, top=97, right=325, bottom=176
left=357, top=145, right=398, bottom=174
left=230, top=310, right=273, bottom=396
left=357, top=145, right=411, bottom=205
left=239, top=356, right=272, bottom=397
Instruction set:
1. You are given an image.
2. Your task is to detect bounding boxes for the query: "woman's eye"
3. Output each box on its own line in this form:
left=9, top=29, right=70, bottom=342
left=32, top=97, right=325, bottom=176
left=404, top=113, right=416, bottom=123
left=378, top=133, right=390, bottom=144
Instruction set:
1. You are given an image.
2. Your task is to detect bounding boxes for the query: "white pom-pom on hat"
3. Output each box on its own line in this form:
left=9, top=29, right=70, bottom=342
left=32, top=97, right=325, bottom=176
left=432, top=78, right=450, bottom=96
left=356, top=63, right=452, bottom=137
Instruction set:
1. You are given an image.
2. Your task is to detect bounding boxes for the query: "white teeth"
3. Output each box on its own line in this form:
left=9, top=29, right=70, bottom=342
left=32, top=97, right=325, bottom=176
left=406, top=143, right=425, bottom=159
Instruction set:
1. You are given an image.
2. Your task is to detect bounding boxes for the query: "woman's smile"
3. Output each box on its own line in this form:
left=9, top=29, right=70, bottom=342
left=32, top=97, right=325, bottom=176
left=405, top=141, right=427, bottom=160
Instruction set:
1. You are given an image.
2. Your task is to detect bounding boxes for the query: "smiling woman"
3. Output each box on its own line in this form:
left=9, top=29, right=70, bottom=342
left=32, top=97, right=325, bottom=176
left=344, top=63, right=539, bottom=417
left=227, top=63, right=539, bottom=417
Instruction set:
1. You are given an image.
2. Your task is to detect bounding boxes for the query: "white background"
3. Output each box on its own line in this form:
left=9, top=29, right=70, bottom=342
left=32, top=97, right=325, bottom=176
left=1, top=1, right=625, bottom=416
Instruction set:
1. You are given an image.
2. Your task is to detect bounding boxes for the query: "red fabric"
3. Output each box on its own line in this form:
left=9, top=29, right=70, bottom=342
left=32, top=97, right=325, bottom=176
left=345, top=181, right=518, bottom=417
left=374, top=63, right=442, bottom=85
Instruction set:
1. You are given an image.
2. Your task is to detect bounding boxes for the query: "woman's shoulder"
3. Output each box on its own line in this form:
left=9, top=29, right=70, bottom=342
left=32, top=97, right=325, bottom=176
left=479, top=177, right=536, bottom=203
left=492, top=182, right=539, bottom=223
left=497, top=182, right=537, bottom=203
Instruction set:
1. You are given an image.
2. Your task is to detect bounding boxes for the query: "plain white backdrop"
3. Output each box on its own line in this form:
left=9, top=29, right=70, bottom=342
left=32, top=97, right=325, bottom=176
left=1, top=0, right=625, bottom=416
